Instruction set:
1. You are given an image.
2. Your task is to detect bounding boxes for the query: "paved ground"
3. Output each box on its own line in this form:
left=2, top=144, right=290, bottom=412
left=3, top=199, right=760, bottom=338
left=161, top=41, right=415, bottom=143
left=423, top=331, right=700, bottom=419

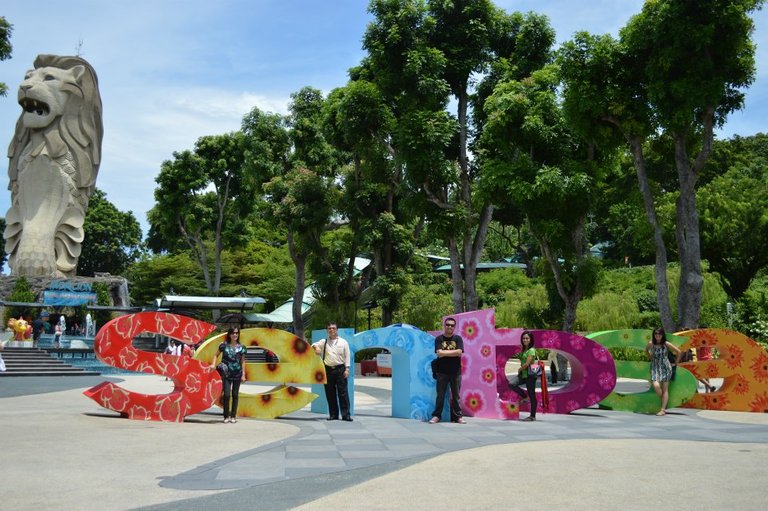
left=2, top=375, right=767, bottom=510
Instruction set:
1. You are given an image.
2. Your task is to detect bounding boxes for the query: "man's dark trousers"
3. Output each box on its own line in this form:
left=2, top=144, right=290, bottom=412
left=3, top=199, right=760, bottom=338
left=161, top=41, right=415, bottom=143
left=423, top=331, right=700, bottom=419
left=324, top=364, right=350, bottom=419
left=433, top=372, right=462, bottom=421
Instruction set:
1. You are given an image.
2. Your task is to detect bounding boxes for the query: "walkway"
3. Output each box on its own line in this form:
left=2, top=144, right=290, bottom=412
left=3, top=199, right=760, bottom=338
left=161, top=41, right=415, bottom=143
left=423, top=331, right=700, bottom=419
left=1, top=375, right=766, bottom=511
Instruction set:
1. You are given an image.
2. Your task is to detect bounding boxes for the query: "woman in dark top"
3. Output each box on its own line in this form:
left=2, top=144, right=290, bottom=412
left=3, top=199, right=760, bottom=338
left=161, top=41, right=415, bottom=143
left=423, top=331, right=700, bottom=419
left=215, top=327, right=247, bottom=423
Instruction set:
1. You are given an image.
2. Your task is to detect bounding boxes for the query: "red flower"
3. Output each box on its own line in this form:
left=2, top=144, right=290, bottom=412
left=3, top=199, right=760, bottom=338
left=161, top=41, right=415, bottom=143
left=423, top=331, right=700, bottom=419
left=732, top=374, right=750, bottom=395
left=725, top=345, right=744, bottom=370
left=690, top=330, right=718, bottom=348
left=185, top=372, right=202, bottom=393
left=155, top=313, right=181, bottom=336
left=292, top=337, right=309, bottom=355
left=481, top=368, right=495, bottom=386
left=748, top=392, right=768, bottom=413
left=705, top=363, right=720, bottom=379
left=480, top=344, right=492, bottom=358
left=463, top=392, right=484, bottom=413
left=113, top=315, right=138, bottom=340
left=155, top=395, right=189, bottom=422
left=461, top=320, right=480, bottom=342
left=750, top=352, right=768, bottom=382
left=119, top=346, right=139, bottom=369
left=128, top=405, right=151, bottom=421
left=704, top=393, right=731, bottom=411
left=182, top=320, right=209, bottom=343
left=500, top=401, right=519, bottom=419
left=104, top=385, right=130, bottom=412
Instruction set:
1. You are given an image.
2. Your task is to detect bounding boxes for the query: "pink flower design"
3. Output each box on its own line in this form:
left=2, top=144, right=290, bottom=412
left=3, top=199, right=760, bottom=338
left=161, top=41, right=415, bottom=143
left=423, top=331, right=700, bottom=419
left=461, top=320, right=480, bottom=342
left=540, top=331, right=560, bottom=349
left=592, top=345, right=610, bottom=363
left=586, top=393, right=601, bottom=407
left=480, top=344, right=492, bottom=358
left=480, top=367, right=495, bottom=386
left=598, top=371, right=616, bottom=391
left=570, top=336, right=586, bottom=351
left=499, top=400, right=519, bottom=420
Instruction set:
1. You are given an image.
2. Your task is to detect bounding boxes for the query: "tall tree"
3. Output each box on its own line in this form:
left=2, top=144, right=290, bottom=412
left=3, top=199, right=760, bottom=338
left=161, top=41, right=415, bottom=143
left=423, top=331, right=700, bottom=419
left=148, top=132, right=254, bottom=298
left=559, top=0, right=763, bottom=330
left=78, top=189, right=143, bottom=276
left=481, top=64, right=605, bottom=332
left=262, top=87, right=341, bottom=337
left=0, top=16, right=12, bottom=97
left=698, top=143, right=768, bottom=299
left=323, top=79, right=416, bottom=325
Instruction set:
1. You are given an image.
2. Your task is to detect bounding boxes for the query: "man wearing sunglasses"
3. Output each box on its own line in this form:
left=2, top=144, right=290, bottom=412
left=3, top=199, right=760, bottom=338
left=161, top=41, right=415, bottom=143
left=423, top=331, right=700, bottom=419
left=429, top=318, right=465, bottom=424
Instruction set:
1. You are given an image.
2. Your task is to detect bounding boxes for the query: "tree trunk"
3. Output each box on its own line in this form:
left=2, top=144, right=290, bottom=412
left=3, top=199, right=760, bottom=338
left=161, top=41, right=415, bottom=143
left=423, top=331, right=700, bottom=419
left=447, top=236, right=464, bottom=313
left=287, top=231, right=306, bottom=339
left=674, top=137, right=703, bottom=329
left=628, top=136, right=675, bottom=332
left=464, top=204, right=494, bottom=311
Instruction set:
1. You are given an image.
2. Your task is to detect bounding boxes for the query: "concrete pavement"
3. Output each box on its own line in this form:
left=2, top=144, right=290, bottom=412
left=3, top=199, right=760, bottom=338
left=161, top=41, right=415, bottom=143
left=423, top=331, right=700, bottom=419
left=1, top=374, right=766, bottom=510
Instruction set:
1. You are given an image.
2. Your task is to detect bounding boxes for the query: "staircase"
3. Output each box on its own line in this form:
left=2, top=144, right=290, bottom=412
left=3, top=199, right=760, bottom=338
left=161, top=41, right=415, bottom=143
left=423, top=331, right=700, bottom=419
left=0, top=347, right=101, bottom=377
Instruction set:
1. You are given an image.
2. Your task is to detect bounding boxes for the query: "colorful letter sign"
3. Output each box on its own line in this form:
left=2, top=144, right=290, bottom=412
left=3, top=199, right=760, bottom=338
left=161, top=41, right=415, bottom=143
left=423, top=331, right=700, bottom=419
left=84, top=312, right=221, bottom=422
left=587, top=329, right=697, bottom=413
left=195, top=328, right=325, bottom=419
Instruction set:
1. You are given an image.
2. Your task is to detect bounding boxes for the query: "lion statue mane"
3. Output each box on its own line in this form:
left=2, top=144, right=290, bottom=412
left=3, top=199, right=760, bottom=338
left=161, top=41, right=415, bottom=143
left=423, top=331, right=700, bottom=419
left=4, top=54, right=103, bottom=277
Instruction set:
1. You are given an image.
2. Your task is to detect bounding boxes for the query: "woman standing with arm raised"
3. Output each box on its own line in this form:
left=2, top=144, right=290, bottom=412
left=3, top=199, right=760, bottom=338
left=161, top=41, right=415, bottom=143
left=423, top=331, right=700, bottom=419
left=645, top=327, right=681, bottom=416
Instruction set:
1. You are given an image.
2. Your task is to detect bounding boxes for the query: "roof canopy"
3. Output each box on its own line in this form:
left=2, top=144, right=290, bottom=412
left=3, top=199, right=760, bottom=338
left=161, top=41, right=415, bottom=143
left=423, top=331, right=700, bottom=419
left=156, top=295, right=266, bottom=310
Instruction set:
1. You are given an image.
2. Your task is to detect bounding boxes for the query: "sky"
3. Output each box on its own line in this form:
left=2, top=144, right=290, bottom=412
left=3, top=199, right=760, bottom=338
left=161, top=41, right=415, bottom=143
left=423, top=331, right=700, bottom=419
left=1, top=0, right=766, bottom=238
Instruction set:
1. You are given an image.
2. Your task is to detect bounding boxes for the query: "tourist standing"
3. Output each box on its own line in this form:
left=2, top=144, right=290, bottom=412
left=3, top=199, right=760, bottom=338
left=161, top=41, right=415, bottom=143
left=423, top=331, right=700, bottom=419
left=53, top=322, right=62, bottom=348
left=215, top=328, right=247, bottom=423
left=313, top=322, right=352, bottom=421
left=509, top=330, right=539, bottom=421
left=645, top=327, right=682, bottom=416
left=429, top=318, right=465, bottom=424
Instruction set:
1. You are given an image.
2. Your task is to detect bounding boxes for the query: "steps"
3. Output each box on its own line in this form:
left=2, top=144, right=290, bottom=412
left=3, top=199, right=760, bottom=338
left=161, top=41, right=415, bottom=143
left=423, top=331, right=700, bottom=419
left=0, top=347, right=101, bottom=377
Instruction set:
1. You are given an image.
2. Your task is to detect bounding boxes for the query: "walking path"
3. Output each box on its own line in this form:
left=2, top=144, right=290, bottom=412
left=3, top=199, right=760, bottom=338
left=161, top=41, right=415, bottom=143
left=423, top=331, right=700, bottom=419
left=2, top=375, right=766, bottom=510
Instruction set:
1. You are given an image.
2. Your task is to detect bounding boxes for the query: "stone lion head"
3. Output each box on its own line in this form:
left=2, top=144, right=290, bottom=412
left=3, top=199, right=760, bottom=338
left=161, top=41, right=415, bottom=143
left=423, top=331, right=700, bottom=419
left=8, top=54, right=103, bottom=192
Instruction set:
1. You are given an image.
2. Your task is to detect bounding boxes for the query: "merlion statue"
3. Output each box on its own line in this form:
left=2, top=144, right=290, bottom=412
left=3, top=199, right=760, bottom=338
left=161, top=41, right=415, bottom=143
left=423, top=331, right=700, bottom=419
left=4, top=55, right=103, bottom=277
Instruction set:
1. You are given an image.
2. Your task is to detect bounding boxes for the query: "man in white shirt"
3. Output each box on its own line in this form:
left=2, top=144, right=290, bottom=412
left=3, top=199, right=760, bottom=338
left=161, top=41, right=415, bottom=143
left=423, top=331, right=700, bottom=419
left=312, top=322, right=352, bottom=421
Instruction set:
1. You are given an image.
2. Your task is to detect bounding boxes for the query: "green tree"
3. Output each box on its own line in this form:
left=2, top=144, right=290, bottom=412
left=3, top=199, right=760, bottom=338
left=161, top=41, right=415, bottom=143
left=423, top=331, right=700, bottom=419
left=78, top=189, right=143, bottom=276
left=698, top=148, right=768, bottom=299
left=4, top=276, right=35, bottom=324
left=559, top=0, right=764, bottom=330
left=126, top=252, right=207, bottom=306
left=481, top=64, right=606, bottom=331
left=0, top=16, right=12, bottom=97
left=148, top=132, right=255, bottom=297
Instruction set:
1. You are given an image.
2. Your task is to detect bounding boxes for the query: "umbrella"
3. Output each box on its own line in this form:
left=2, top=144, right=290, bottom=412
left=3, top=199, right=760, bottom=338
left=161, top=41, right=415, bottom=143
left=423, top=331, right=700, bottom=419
left=215, top=313, right=247, bottom=327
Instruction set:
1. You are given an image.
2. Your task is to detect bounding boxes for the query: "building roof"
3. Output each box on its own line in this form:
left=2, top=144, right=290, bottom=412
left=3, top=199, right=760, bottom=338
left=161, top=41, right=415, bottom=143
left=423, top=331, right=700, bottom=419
left=156, top=295, right=266, bottom=310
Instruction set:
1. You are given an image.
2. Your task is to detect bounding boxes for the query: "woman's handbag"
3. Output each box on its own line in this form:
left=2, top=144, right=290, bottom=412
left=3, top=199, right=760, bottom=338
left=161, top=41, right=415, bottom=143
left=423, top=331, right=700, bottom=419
left=528, top=361, right=543, bottom=377
left=217, top=362, right=229, bottom=379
